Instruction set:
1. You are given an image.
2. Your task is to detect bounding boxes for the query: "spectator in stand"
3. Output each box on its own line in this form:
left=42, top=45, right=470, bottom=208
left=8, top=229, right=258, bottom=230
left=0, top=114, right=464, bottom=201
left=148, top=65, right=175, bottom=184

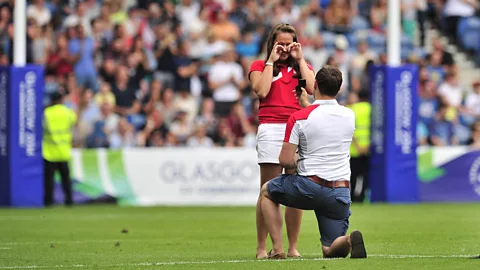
left=443, top=0, right=478, bottom=43
left=186, top=122, right=215, bottom=147
left=429, top=103, right=458, bottom=146
left=69, top=24, right=98, bottom=92
left=302, top=33, right=328, bottom=73
left=109, top=117, right=139, bottom=149
left=458, top=80, right=480, bottom=130
left=370, top=0, right=388, bottom=33
left=169, top=110, right=193, bottom=145
left=94, top=80, right=116, bottom=107
left=5, top=0, right=477, bottom=149
left=213, top=118, right=236, bottom=147
left=438, top=71, right=466, bottom=120
left=416, top=0, right=428, bottom=47
left=64, top=2, right=92, bottom=36
left=111, top=66, right=141, bottom=117
left=426, top=51, right=446, bottom=86
left=174, top=88, right=199, bottom=125
left=76, top=89, right=101, bottom=144
left=350, top=41, right=377, bottom=92
left=467, top=120, right=480, bottom=149
left=210, top=7, right=240, bottom=43
left=27, top=0, right=51, bottom=26
left=209, top=45, right=247, bottom=117
left=47, top=33, right=73, bottom=78
left=427, top=37, right=455, bottom=70
left=323, top=0, right=353, bottom=34
left=419, top=80, right=440, bottom=127
left=173, top=40, right=198, bottom=93
left=463, top=81, right=480, bottom=119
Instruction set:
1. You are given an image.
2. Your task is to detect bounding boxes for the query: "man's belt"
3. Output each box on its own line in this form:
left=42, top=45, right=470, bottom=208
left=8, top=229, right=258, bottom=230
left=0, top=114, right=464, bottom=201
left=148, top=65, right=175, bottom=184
left=307, top=175, right=350, bottom=188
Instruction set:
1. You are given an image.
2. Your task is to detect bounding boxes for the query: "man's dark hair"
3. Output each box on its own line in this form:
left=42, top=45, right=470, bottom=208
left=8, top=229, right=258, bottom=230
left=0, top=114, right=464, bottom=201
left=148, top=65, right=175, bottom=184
left=315, top=66, right=343, bottom=97
left=358, top=89, right=369, bottom=101
left=50, top=92, right=63, bottom=103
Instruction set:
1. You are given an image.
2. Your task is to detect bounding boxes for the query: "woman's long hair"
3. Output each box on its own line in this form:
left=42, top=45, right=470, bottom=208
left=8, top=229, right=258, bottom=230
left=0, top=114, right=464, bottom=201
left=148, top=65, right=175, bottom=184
left=264, top=23, right=300, bottom=78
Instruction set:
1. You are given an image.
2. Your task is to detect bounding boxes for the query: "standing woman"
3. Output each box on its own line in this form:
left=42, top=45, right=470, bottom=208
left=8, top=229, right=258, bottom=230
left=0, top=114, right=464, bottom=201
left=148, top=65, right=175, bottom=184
left=248, top=23, right=315, bottom=259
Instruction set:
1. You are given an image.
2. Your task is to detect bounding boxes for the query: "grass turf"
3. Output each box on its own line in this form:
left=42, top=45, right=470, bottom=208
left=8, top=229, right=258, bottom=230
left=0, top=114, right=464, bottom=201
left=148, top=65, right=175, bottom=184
left=0, top=203, right=479, bottom=269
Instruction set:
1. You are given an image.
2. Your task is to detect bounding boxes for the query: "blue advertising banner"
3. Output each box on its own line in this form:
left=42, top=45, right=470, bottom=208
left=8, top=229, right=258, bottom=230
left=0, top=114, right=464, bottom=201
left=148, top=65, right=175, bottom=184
left=0, top=65, right=44, bottom=207
left=369, top=65, right=419, bottom=203
left=419, top=149, right=480, bottom=202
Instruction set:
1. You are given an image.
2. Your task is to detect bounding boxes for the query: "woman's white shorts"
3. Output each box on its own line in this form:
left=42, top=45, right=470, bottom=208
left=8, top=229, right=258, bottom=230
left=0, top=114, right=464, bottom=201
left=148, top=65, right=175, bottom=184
left=256, top=123, right=287, bottom=164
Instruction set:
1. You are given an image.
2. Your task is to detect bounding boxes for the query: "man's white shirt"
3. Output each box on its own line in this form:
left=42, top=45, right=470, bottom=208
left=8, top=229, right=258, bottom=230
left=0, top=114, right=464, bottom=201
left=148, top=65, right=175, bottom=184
left=284, top=99, right=355, bottom=181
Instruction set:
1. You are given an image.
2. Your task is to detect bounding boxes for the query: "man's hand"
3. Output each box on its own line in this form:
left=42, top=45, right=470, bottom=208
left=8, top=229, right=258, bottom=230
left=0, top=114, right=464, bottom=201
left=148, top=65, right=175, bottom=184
left=279, top=142, right=298, bottom=170
left=293, top=87, right=311, bottom=108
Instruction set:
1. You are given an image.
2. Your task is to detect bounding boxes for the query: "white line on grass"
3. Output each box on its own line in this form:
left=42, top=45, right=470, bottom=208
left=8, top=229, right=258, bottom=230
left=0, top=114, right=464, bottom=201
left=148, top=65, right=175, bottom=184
left=0, top=247, right=11, bottom=250
left=0, top=254, right=477, bottom=269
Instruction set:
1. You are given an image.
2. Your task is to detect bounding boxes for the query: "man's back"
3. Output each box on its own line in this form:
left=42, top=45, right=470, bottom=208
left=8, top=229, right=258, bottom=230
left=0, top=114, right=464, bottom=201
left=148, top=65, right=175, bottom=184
left=285, top=99, right=355, bottom=181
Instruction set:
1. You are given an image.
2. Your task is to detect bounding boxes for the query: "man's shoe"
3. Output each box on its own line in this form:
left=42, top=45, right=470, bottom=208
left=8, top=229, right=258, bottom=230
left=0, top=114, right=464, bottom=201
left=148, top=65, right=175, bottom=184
left=350, top=230, right=367, bottom=259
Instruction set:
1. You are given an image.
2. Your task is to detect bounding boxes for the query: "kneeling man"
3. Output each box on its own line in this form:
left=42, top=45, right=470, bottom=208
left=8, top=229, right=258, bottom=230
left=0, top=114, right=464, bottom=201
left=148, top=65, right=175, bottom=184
left=260, top=66, right=367, bottom=259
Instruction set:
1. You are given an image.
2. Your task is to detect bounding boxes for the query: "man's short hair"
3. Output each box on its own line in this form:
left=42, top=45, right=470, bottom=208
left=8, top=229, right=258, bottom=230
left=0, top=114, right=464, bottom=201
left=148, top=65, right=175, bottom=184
left=50, top=92, right=63, bottom=103
left=315, top=66, right=343, bottom=97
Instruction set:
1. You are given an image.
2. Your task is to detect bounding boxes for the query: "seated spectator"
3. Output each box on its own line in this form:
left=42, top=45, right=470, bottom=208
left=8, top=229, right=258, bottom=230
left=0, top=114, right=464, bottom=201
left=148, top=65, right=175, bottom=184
left=147, top=129, right=166, bottom=147
left=467, top=120, right=480, bottom=149
left=426, top=37, right=455, bottom=70
left=111, top=66, right=141, bottom=117
left=401, top=0, right=418, bottom=41
left=155, top=87, right=177, bottom=126
left=417, top=121, right=429, bottom=145
left=210, top=7, right=240, bottom=42
left=109, top=117, right=139, bottom=148
left=236, top=30, right=260, bottom=68
left=323, top=0, right=353, bottom=34
left=78, top=89, right=101, bottom=135
left=196, top=98, right=218, bottom=137
left=174, top=88, right=199, bottom=125
left=212, top=118, right=236, bottom=147
left=46, top=33, right=73, bottom=78
left=302, top=33, right=328, bottom=73
left=463, top=81, right=480, bottom=119
left=94, top=81, right=116, bottom=107
left=186, top=122, right=215, bottom=147
left=419, top=80, right=440, bottom=127
left=429, top=103, right=458, bottom=146
left=438, top=71, right=466, bottom=120
left=226, top=102, right=255, bottom=146
left=350, top=42, right=377, bottom=92
left=27, top=0, right=51, bottom=27
left=164, top=131, right=179, bottom=147
left=169, top=110, right=193, bottom=145
left=370, top=0, right=388, bottom=33
left=426, top=52, right=446, bottom=86
left=86, top=103, right=120, bottom=148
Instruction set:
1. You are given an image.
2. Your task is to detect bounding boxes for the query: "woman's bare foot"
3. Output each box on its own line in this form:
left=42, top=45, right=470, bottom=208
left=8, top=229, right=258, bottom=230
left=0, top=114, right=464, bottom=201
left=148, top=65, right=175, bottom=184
left=256, top=249, right=268, bottom=259
left=287, top=249, right=302, bottom=258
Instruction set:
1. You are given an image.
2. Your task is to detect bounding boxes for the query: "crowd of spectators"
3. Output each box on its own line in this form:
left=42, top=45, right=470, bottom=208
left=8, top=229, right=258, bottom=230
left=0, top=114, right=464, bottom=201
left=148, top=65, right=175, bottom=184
left=0, top=0, right=479, bottom=148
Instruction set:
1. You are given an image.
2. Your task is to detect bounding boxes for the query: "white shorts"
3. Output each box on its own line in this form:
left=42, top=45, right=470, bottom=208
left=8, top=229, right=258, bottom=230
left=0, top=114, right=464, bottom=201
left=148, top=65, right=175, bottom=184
left=256, top=123, right=286, bottom=164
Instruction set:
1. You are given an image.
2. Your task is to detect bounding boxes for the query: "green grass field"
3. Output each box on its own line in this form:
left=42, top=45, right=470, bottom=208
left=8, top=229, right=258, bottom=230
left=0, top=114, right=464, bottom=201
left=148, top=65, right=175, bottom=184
left=0, top=203, right=479, bottom=269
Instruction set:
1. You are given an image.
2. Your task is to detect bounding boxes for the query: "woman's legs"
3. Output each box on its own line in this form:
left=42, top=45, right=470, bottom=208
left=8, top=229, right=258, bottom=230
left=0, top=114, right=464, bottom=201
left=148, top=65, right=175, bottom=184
left=256, top=163, right=302, bottom=258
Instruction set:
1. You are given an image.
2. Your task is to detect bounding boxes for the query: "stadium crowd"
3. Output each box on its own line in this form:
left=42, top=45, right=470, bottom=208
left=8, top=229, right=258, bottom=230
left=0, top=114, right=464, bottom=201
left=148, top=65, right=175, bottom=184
left=0, top=0, right=479, bottom=148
